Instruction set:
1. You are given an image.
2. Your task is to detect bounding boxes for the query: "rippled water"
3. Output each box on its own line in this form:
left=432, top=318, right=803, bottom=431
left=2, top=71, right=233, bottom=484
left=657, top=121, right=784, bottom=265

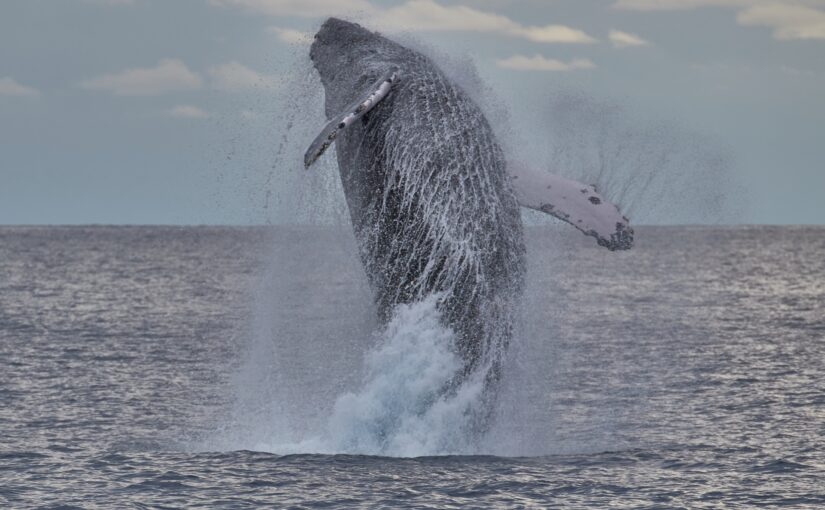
left=1, top=225, right=824, bottom=508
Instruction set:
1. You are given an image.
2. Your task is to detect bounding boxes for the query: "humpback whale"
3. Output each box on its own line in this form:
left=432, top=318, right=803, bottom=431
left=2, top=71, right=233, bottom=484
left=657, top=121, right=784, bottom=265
left=305, top=18, right=632, bottom=382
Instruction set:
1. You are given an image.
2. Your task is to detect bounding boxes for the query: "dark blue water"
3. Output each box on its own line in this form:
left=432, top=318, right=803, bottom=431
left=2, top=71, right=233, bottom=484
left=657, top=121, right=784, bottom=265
left=1, top=225, right=824, bottom=508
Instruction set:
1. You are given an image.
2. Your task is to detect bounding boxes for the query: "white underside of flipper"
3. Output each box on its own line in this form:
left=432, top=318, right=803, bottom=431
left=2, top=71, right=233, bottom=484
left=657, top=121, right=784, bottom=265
left=304, top=67, right=399, bottom=168
left=509, top=161, right=633, bottom=251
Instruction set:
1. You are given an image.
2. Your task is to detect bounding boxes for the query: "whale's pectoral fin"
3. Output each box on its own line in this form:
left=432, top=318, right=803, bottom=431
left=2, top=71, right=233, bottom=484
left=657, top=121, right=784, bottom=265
left=509, top=161, right=634, bottom=251
left=304, top=67, right=400, bottom=168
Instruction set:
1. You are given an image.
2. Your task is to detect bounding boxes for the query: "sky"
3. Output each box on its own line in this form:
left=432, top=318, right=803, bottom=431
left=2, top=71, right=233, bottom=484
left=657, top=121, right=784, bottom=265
left=1, top=0, right=824, bottom=225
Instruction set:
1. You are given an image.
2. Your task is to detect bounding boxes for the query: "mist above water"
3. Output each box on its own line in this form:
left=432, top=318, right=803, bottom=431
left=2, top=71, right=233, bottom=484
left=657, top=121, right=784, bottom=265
left=533, top=92, right=741, bottom=225
left=207, top=235, right=498, bottom=456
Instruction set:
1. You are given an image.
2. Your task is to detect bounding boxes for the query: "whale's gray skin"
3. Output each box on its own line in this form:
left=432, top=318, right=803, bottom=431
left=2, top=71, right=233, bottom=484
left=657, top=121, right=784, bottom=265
left=308, top=18, right=526, bottom=375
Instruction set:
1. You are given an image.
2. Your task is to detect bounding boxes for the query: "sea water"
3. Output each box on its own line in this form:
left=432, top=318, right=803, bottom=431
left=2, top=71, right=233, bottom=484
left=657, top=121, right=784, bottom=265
left=1, top=225, right=824, bottom=508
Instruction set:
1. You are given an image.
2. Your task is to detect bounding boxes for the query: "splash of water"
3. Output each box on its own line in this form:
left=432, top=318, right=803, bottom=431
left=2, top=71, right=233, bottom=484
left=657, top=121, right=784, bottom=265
left=325, top=298, right=485, bottom=456
left=211, top=295, right=487, bottom=457
left=527, top=92, right=742, bottom=225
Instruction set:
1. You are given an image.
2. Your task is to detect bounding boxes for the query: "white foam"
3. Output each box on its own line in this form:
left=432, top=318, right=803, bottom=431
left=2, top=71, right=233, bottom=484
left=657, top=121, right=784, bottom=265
left=231, top=297, right=486, bottom=457
left=324, top=297, right=485, bottom=456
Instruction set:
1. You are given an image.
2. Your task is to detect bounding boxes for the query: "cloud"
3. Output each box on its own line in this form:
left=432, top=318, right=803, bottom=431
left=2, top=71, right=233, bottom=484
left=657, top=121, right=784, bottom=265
left=496, top=54, right=595, bottom=71
left=208, top=61, right=279, bottom=91
left=208, top=0, right=373, bottom=18
left=378, top=0, right=513, bottom=31
left=267, top=26, right=313, bottom=44
left=214, top=0, right=596, bottom=44
left=613, top=0, right=825, bottom=40
left=613, top=0, right=752, bottom=9
left=375, top=0, right=598, bottom=43
left=613, top=0, right=825, bottom=10
left=81, top=60, right=279, bottom=97
left=80, top=59, right=203, bottom=95
left=609, top=29, right=650, bottom=47
left=0, top=77, right=40, bottom=97
left=737, top=3, right=825, bottom=39
left=514, top=25, right=598, bottom=44
left=81, top=0, right=135, bottom=5
left=168, top=105, right=210, bottom=119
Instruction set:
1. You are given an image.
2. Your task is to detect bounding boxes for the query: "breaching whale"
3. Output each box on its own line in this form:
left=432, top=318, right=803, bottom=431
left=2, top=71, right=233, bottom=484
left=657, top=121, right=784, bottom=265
left=305, top=18, right=632, bottom=382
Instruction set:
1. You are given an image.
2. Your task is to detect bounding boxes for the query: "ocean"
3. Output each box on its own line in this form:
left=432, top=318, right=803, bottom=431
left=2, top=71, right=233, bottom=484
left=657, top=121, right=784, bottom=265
left=1, top=225, right=823, bottom=508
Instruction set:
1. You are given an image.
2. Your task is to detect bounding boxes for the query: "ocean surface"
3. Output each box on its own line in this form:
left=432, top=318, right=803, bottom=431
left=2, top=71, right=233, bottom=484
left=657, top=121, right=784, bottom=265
left=1, top=225, right=823, bottom=508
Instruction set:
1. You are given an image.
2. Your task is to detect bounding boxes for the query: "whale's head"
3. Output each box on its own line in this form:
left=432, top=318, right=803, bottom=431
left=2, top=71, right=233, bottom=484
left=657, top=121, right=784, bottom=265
left=310, top=18, right=379, bottom=77
left=310, top=18, right=398, bottom=115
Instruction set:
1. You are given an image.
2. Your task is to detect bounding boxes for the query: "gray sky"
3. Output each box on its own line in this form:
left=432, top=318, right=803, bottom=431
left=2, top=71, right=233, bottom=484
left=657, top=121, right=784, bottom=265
left=1, top=0, right=824, bottom=225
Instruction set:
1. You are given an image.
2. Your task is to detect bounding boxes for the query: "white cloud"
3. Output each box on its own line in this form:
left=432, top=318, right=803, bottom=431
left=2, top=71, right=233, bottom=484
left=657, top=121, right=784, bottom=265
left=737, top=3, right=825, bottom=39
left=168, top=105, right=210, bottom=119
left=81, top=0, right=135, bottom=5
left=376, top=1, right=519, bottom=32
left=496, top=54, right=596, bottom=71
left=0, top=77, right=40, bottom=97
left=614, top=0, right=825, bottom=40
left=267, top=26, right=313, bottom=44
left=208, top=61, right=279, bottom=91
left=376, top=0, right=598, bottom=43
left=609, top=29, right=650, bottom=47
left=214, top=0, right=596, bottom=44
left=208, top=0, right=373, bottom=18
left=514, top=25, right=598, bottom=44
left=613, top=0, right=825, bottom=10
left=80, top=59, right=203, bottom=95
left=613, top=0, right=752, bottom=10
